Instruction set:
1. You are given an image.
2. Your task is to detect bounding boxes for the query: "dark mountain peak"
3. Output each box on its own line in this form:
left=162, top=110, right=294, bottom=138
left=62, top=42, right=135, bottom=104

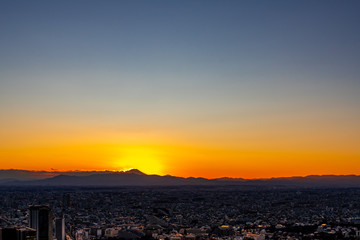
left=122, top=169, right=146, bottom=175
left=1, top=169, right=360, bottom=188
left=51, top=174, right=79, bottom=179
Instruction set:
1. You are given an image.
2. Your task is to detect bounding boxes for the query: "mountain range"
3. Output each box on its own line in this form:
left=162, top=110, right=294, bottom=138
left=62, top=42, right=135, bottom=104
left=0, top=169, right=359, bottom=188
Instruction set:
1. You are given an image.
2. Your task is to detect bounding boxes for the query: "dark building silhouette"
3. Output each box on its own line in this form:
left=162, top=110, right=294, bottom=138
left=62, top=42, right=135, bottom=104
left=29, top=206, right=53, bottom=240
left=0, top=227, right=36, bottom=240
left=54, top=217, right=65, bottom=240
left=17, top=228, right=36, bottom=240
left=1, top=227, right=16, bottom=240
left=62, top=194, right=70, bottom=209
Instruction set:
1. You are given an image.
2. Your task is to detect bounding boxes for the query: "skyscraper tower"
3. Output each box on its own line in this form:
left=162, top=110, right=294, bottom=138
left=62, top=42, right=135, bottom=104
left=54, top=217, right=65, bottom=240
left=62, top=194, right=71, bottom=209
left=29, top=205, right=53, bottom=240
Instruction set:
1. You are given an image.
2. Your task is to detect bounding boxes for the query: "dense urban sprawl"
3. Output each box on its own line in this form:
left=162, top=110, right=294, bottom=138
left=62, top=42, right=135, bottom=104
left=1, top=187, right=360, bottom=240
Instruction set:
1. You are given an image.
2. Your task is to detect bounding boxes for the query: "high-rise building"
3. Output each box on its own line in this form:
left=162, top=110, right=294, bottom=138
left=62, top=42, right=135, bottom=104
left=62, top=194, right=71, bottom=209
left=17, top=228, right=37, bottom=240
left=1, top=227, right=17, bottom=240
left=54, top=217, right=65, bottom=240
left=0, top=227, right=36, bottom=240
left=29, top=205, right=53, bottom=240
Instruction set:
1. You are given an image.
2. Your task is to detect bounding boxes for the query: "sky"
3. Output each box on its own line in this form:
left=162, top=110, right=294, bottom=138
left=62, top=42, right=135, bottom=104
left=0, top=0, right=359, bottom=178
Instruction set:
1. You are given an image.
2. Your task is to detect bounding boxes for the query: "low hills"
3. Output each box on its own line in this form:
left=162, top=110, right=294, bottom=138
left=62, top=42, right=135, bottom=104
left=0, top=169, right=359, bottom=188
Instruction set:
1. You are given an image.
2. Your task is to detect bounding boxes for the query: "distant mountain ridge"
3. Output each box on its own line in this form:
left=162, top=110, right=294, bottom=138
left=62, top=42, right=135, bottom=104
left=0, top=169, right=360, bottom=188
left=0, top=169, right=143, bottom=179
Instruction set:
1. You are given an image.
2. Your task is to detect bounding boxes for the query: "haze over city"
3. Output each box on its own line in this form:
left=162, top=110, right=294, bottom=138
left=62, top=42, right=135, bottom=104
left=1, top=0, right=359, bottom=179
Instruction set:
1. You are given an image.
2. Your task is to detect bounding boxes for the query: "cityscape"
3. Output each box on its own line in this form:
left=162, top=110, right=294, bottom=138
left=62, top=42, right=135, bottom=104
left=1, top=1, right=360, bottom=240
left=1, top=186, right=360, bottom=240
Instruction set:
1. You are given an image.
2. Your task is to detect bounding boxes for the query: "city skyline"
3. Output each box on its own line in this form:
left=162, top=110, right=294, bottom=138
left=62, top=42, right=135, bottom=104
left=1, top=1, right=360, bottom=178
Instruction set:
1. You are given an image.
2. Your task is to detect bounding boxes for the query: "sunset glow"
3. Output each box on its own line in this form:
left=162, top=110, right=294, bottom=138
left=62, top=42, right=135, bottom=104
left=112, top=146, right=165, bottom=175
left=0, top=1, right=359, bottom=179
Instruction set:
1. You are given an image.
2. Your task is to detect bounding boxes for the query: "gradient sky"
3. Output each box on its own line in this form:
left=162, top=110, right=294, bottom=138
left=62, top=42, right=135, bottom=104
left=0, top=0, right=359, bottom=178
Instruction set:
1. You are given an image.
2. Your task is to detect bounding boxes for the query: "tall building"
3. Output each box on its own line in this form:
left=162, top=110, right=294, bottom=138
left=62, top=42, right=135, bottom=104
left=54, top=217, right=65, bottom=240
left=0, top=227, right=36, bottom=240
left=17, top=228, right=37, bottom=240
left=62, top=194, right=71, bottom=209
left=29, top=205, right=53, bottom=240
left=1, top=227, right=17, bottom=240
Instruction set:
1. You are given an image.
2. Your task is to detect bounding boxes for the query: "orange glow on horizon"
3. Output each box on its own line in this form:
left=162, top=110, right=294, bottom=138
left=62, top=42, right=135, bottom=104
left=1, top=0, right=360, bottom=181
left=0, top=142, right=359, bottom=179
left=111, top=146, right=165, bottom=175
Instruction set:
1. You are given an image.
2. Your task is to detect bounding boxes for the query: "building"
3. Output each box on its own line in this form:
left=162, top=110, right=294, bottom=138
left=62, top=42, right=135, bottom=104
left=1, top=227, right=16, bottom=240
left=29, top=205, right=53, bottom=240
left=17, top=228, right=37, bottom=240
left=62, top=194, right=71, bottom=209
left=54, top=218, right=65, bottom=240
left=0, top=227, right=36, bottom=240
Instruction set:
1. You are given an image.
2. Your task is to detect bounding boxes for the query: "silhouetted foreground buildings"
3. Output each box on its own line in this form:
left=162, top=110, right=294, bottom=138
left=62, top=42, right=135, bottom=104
left=29, top=205, right=53, bottom=240
left=0, top=227, right=36, bottom=240
left=1, top=187, right=360, bottom=239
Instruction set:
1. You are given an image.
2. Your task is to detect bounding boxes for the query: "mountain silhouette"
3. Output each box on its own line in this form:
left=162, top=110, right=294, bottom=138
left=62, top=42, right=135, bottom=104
left=1, top=169, right=360, bottom=188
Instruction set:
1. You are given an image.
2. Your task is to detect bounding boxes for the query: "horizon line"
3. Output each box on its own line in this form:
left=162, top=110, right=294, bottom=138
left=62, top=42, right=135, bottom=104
left=1, top=168, right=359, bottom=180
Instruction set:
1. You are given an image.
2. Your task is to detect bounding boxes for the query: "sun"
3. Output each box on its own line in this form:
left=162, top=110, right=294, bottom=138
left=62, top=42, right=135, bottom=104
left=113, top=146, right=165, bottom=175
